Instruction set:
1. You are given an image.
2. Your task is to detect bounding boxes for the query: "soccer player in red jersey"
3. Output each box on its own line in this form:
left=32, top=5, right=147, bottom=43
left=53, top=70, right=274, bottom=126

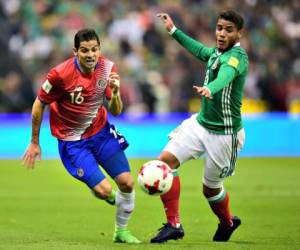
left=22, top=29, right=140, bottom=244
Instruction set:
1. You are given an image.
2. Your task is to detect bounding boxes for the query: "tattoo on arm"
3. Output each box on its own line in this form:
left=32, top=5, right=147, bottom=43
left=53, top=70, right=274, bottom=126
left=31, top=100, right=45, bottom=144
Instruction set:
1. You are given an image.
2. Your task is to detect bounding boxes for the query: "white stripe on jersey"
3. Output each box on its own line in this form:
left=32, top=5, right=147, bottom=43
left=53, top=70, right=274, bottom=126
left=222, top=82, right=233, bottom=134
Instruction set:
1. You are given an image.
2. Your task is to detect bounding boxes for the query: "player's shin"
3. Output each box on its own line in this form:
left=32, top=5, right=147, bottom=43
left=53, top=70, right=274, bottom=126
left=160, top=170, right=181, bottom=226
left=115, top=189, right=135, bottom=230
left=207, top=188, right=233, bottom=228
left=113, top=189, right=141, bottom=243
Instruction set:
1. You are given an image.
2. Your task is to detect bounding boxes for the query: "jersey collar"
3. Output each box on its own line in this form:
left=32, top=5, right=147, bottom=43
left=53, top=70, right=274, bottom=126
left=74, top=57, right=99, bottom=73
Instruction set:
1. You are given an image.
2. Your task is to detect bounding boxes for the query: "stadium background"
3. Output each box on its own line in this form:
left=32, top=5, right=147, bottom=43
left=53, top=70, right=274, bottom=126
left=0, top=0, right=299, bottom=158
left=1, top=1, right=300, bottom=249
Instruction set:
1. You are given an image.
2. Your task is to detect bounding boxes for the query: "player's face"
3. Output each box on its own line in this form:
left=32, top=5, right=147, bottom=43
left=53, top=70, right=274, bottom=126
left=215, top=19, right=242, bottom=52
left=74, top=40, right=100, bottom=73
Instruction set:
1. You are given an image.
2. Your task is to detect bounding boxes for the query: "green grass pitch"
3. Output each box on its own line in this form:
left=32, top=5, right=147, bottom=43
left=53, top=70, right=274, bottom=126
left=1, top=158, right=300, bottom=250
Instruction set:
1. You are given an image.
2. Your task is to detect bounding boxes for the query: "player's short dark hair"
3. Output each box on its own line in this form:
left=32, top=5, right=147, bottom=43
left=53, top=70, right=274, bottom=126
left=74, top=28, right=100, bottom=49
left=218, top=10, right=244, bottom=30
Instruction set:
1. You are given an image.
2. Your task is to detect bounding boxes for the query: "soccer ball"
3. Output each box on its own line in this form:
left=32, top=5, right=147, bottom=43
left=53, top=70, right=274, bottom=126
left=137, top=160, right=173, bottom=196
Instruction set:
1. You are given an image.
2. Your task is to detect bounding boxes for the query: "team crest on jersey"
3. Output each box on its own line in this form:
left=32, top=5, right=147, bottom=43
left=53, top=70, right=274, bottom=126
left=212, top=57, right=219, bottom=70
left=77, top=168, right=84, bottom=177
left=97, top=79, right=107, bottom=88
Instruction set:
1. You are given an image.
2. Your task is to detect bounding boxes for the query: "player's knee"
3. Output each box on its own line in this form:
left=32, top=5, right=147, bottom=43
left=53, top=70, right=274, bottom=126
left=117, top=178, right=134, bottom=192
left=202, top=184, right=222, bottom=198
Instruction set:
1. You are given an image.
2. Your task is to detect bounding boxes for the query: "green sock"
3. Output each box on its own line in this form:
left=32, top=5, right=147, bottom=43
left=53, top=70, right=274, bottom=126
left=106, top=189, right=116, bottom=203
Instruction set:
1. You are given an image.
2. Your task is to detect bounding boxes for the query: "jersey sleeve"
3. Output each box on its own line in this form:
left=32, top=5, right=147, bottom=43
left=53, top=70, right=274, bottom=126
left=172, top=28, right=214, bottom=62
left=38, top=68, right=64, bottom=104
left=206, top=51, right=247, bottom=95
left=206, top=65, right=236, bottom=95
left=222, top=50, right=247, bottom=74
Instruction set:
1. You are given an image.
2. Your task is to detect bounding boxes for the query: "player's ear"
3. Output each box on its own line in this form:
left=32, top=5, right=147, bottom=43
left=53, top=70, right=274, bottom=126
left=237, top=30, right=243, bottom=39
left=73, top=48, right=78, bottom=57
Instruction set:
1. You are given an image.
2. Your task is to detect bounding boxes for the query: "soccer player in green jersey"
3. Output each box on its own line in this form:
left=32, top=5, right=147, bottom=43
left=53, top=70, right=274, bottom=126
left=151, top=10, right=248, bottom=243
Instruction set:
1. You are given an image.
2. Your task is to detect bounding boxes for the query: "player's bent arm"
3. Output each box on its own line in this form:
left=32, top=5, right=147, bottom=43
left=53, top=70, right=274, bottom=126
left=172, top=29, right=213, bottom=62
left=206, top=66, right=236, bottom=95
left=108, top=93, right=123, bottom=116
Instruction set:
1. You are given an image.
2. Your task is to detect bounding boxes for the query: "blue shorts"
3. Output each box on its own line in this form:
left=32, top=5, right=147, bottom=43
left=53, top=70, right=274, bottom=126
left=58, top=122, right=130, bottom=189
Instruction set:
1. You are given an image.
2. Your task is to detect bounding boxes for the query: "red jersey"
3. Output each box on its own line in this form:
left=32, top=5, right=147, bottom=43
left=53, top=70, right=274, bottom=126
left=38, top=56, right=116, bottom=141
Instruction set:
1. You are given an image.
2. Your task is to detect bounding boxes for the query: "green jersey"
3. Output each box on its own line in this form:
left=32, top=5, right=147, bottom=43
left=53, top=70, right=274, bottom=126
left=171, top=28, right=249, bottom=135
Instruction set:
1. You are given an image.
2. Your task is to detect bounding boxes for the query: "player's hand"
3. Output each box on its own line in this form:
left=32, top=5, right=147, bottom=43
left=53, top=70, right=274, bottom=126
left=109, top=72, right=120, bottom=96
left=156, top=13, right=175, bottom=32
left=193, top=85, right=213, bottom=99
left=22, top=143, right=41, bottom=169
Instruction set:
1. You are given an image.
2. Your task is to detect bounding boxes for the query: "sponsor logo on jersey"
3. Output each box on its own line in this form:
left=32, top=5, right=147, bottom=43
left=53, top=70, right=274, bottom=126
left=228, top=56, right=239, bottom=68
left=74, top=86, right=83, bottom=92
left=42, top=80, right=53, bottom=94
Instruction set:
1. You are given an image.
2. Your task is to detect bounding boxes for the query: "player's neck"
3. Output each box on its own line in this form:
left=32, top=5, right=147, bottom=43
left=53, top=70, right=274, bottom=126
left=74, top=57, right=96, bottom=74
left=218, top=42, right=241, bottom=53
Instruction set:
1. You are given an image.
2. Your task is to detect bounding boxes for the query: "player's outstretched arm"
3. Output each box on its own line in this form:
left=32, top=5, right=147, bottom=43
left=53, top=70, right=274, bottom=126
left=108, top=72, right=123, bottom=116
left=157, top=13, right=175, bottom=32
left=22, top=98, right=45, bottom=169
left=157, top=13, right=213, bottom=62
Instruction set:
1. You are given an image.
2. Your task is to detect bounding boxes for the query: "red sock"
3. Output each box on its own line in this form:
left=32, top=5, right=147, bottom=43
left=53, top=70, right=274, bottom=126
left=209, top=192, right=233, bottom=228
left=160, top=175, right=180, bottom=226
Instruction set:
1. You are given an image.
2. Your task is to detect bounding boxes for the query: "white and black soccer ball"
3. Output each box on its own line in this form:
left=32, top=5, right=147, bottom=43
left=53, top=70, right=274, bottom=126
left=137, top=160, right=173, bottom=196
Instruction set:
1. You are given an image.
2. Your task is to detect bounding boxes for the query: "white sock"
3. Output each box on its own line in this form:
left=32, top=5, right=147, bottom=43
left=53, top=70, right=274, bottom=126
left=115, top=190, right=135, bottom=229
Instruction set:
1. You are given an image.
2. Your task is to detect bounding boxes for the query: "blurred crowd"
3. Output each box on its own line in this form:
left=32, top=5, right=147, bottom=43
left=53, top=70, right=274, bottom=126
left=0, top=0, right=299, bottom=113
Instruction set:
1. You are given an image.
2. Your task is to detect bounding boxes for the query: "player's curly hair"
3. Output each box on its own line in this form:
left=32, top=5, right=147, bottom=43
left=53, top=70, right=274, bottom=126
left=74, top=28, right=100, bottom=49
left=218, top=10, right=244, bottom=30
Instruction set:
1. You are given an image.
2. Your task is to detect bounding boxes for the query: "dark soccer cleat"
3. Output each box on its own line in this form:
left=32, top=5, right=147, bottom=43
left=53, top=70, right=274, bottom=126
left=213, top=216, right=241, bottom=242
left=150, top=223, right=185, bottom=243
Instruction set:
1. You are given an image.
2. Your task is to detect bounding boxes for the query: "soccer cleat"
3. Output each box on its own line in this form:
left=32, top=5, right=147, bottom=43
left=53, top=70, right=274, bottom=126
left=150, top=223, right=185, bottom=243
left=105, top=198, right=115, bottom=205
left=113, top=228, right=141, bottom=244
left=213, top=216, right=241, bottom=242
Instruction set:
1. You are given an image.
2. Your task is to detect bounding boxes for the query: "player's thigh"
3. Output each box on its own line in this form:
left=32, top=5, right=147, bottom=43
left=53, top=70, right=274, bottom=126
left=92, top=123, right=129, bottom=164
left=202, top=129, right=245, bottom=188
left=164, top=115, right=205, bottom=164
left=58, top=140, right=106, bottom=189
left=101, top=150, right=132, bottom=190
left=103, top=151, right=133, bottom=192
left=92, top=123, right=131, bottom=180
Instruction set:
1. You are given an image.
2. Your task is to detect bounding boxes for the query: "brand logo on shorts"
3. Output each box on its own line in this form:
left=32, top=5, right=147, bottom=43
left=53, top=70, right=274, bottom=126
left=77, top=168, right=84, bottom=177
